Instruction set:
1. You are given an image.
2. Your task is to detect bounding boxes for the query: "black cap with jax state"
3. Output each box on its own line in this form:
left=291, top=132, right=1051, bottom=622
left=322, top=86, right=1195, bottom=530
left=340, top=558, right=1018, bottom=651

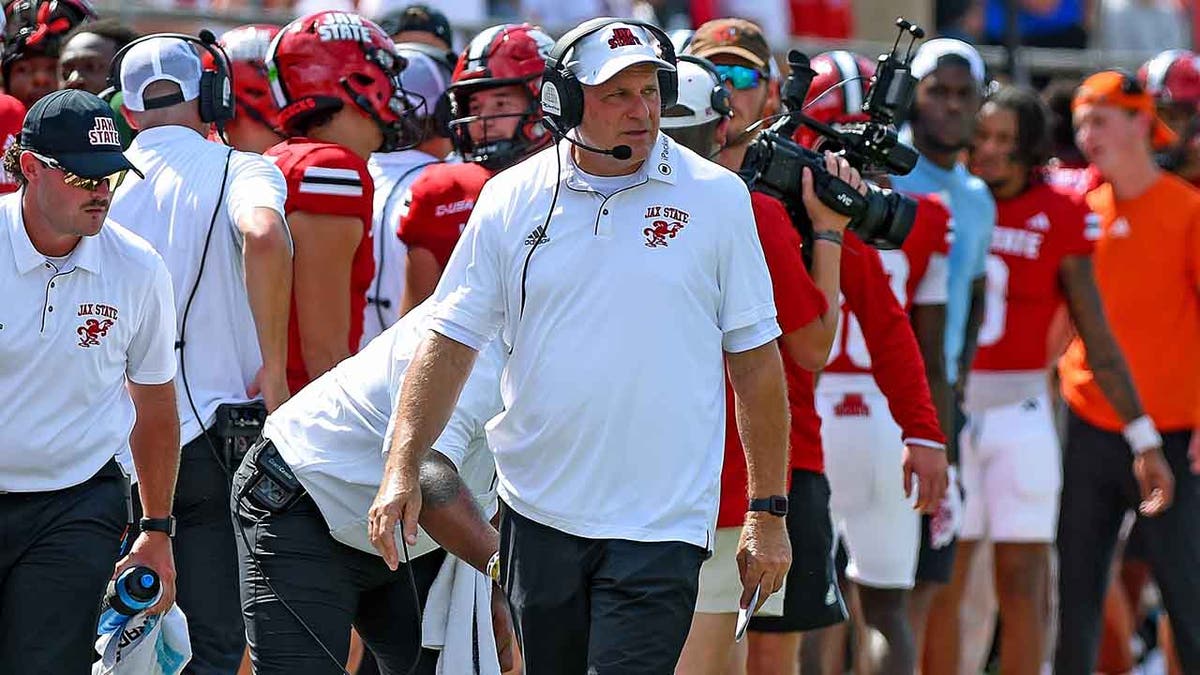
left=20, top=89, right=142, bottom=179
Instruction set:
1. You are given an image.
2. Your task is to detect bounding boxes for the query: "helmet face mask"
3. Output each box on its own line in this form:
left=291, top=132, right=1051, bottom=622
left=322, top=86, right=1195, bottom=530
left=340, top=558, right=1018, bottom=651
left=266, top=11, right=423, bottom=152
left=445, top=24, right=554, bottom=170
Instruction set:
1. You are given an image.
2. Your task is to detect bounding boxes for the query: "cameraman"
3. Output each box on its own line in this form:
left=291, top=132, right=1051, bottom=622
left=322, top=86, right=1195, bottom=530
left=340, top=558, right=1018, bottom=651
left=107, top=36, right=293, bottom=673
left=681, top=26, right=948, bottom=674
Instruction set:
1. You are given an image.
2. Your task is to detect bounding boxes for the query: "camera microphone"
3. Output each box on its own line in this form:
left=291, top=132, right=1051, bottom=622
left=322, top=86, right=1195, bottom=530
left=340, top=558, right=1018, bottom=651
left=542, top=119, right=633, bottom=160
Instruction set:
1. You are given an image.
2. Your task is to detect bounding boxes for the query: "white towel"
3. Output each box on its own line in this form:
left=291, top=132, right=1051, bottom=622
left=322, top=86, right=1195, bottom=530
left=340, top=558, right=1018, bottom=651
left=93, top=605, right=191, bottom=675
left=421, top=554, right=501, bottom=675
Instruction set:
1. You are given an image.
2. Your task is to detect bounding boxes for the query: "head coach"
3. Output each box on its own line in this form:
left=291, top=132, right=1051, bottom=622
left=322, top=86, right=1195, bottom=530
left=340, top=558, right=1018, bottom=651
left=0, top=89, right=179, bottom=672
left=368, top=17, right=794, bottom=672
left=104, top=34, right=293, bottom=674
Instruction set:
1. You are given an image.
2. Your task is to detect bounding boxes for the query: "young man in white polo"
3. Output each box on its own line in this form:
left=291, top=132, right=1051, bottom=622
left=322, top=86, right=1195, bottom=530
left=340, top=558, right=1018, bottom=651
left=0, top=89, right=179, bottom=672
left=369, top=18, right=827, bottom=672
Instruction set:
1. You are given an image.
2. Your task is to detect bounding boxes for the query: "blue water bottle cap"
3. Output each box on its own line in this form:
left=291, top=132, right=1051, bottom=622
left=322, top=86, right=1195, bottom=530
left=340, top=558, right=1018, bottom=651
left=139, top=573, right=155, bottom=589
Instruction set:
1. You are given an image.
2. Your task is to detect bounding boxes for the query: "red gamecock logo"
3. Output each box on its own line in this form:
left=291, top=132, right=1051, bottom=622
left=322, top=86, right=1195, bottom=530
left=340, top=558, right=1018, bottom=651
left=608, top=27, right=643, bottom=49
left=77, top=318, right=114, bottom=348
left=833, top=393, right=870, bottom=417
left=644, top=220, right=685, bottom=248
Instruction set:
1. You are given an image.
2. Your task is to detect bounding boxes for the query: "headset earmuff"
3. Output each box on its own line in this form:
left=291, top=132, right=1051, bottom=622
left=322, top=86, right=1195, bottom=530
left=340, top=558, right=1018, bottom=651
left=677, top=54, right=732, bottom=119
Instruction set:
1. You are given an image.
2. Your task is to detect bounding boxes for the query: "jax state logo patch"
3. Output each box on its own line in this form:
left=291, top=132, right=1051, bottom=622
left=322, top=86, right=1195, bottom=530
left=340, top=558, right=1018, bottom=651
left=642, top=205, right=689, bottom=248
left=76, top=302, right=118, bottom=348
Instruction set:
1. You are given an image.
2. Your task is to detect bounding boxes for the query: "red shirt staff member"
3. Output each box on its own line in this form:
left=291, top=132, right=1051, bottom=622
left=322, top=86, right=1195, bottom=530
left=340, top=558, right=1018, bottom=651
left=264, top=10, right=425, bottom=394
left=0, top=89, right=178, bottom=673
left=397, top=23, right=556, bottom=314
left=374, top=18, right=795, bottom=672
left=1056, top=70, right=1200, bottom=674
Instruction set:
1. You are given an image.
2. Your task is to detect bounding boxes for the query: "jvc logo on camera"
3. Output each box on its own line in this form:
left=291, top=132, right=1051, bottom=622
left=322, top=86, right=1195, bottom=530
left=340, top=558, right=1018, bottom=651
left=836, top=193, right=854, bottom=207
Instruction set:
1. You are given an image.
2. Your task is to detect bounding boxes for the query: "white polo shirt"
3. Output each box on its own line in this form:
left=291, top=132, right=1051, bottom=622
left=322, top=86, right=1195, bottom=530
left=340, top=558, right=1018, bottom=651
left=361, top=148, right=445, bottom=347
left=0, top=192, right=176, bottom=492
left=108, top=125, right=289, bottom=445
left=264, top=300, right=504, bottom=560
left=429, top=133, right=779, bottom=549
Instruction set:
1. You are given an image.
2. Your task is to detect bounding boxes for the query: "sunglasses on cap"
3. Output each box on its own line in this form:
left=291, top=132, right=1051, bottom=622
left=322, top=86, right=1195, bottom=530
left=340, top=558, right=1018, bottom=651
left=714, top=64, right=767, bottom=91
left=28, top=151, right=127, bottom=192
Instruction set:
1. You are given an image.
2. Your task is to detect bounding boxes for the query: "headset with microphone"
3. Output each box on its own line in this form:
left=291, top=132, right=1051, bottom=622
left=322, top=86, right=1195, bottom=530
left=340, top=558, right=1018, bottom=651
left=106, top=30, right=235, bottom=135
left=538, top=17, right=679, bottom=161
left=674, top=53, right=733, bottom=120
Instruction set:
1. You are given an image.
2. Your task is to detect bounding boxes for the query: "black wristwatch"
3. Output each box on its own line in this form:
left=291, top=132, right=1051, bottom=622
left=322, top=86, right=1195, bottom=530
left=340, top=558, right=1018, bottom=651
left=748, top=495, right=789, bottom=517
left=139, top=516, right=177, bottom=538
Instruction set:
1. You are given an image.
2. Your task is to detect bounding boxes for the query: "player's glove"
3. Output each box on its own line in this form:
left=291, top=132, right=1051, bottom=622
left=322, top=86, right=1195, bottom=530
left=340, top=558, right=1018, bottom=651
left=929, top=465, right=962, bottom=550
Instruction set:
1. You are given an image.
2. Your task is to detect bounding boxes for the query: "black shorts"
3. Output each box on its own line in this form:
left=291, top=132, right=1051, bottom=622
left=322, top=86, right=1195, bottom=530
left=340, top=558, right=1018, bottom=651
left=750, top=469, right=848, bottom=633
left=915, top=514, right=958, bottom=583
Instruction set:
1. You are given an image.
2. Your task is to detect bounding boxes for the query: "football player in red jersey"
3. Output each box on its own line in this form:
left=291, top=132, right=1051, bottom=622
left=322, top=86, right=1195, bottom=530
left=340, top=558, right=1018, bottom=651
left=264, top=10, right=422, bottom=394
left=396, top=23, right=555, bottom=315
left=797, top=51, right=954, bottom=675
left=1140, top=49, right=1200, bottom=188
left=213, top=24, right=283, bottom=154
left=929, top=84, right=1155, bottom=675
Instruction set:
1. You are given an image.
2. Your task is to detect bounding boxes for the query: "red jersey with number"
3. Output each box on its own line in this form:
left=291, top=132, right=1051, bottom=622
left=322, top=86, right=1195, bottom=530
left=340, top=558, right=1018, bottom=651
left=397, top=162, right=494, bottom=269
left=266, top=138, right=375, bottom=394
left=717, top=192, right=828, bottom=528
left=973, top=181, right=1096, bottom=372
left=825, top=195, right=952, bottom=376
left=826, top=231, right=946, bottom=446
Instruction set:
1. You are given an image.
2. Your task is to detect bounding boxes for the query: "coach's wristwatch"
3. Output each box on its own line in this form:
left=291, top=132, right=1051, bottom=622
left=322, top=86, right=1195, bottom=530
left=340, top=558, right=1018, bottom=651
left=748, top=496, right=789, bottom=517
left=139, top=516, right=177, bottom=538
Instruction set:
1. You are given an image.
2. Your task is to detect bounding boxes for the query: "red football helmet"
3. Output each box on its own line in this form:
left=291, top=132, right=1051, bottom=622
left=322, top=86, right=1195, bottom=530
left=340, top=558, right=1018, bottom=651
left=265, top=10, right=421, bottom=151
left=796, top=50, right=876, bottom=148
left=212, top=24, right=281, bottom=132
left=1138, top=49, right=1200, bottom=109
left=446, top=23, right=554, bottom=169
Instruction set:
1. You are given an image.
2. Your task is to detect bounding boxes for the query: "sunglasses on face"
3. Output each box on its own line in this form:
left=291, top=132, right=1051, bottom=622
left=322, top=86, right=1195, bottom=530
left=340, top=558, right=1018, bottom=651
left=30, top=152, right=127, bottom=192
left=714, top=64, right=767, bottom=91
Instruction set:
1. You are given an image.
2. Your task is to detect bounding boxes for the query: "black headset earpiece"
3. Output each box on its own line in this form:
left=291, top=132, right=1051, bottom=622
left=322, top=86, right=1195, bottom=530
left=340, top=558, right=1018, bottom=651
left=394, top=41, right=456, bottom=139
left=540, top=17, right=679, bottom=133
left=676, top=54, right=732, bottom=119
left=106, top=30, right=235, bottom=126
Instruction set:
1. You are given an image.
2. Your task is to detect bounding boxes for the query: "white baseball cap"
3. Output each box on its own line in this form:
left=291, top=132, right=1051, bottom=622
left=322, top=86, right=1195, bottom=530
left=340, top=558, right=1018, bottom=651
left=395, top=45, right=451, bottom=114
left=566, top=21, right=675, bottom=87
left=661, top=59, right=725, bottom=129
left=909, top=38, right=986, bottom=87
left=119, top=37, right=203, bottom=113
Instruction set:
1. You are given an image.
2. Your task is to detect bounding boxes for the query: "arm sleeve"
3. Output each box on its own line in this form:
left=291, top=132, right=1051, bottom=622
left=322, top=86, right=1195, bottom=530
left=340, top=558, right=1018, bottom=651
left=427, top=182, right=507, bottom=349
left=226, top=152, right=289, bottom=225
left=717, top=183, right=779, bottom=339
left=126, top=256, right=178, bottom=385
left=842, top=236, right=946, bottom=446
left=396, top=179, right=467, bottom=269
left=752, top=193, right=827, bottom=334
left=287, top=146, right=374, bottom=221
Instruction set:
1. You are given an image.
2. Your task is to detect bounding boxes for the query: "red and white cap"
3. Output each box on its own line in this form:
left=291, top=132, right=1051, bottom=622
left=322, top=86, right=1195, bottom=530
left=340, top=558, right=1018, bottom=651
left=566, top=22, right=674, bottom=86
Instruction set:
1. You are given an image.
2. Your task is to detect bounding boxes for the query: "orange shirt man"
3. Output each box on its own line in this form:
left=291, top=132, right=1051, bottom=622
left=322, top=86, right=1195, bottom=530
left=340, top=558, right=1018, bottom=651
left=1055, top=70, right=1200, bottom=674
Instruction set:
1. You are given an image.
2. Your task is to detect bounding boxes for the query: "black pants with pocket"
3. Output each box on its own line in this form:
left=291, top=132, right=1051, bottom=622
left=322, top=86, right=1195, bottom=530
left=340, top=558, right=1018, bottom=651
left=172, top=429, right=246, bottom=675
left=1055, top=411, right=1200, bottom=674
left=0, top=459, right=126, bottom=674
left=498, top=504, right=706, bottom=674
left=232, top=441, right=444, bottom=675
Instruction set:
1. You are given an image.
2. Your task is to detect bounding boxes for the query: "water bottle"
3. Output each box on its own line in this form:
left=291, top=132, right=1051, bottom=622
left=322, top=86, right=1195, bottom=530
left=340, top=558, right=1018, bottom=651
left=97, top=566, right=161, bottom=634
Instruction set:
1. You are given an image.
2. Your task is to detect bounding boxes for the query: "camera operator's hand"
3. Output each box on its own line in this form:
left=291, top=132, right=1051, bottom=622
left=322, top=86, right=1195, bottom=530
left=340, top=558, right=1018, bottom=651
left=803, top=151, right=868, bottom=235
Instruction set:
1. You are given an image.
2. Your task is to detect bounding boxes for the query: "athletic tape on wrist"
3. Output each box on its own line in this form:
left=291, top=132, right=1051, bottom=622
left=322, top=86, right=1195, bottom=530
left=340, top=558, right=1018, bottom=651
left=1123, top=415, right=1161, bottom=455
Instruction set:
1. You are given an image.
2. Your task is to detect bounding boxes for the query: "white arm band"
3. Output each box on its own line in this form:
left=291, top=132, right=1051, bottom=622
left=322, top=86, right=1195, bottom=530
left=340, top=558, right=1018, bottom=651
left=1123, top=415, right=1162, bottom=455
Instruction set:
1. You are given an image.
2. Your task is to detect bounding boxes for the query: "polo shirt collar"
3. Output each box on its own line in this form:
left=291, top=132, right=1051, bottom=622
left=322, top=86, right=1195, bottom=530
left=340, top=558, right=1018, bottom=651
left=130, top=124, right=205, bottom=150
left=558, top=130, right=680, bottom=189
left=6, top=190, right=102, bottom=275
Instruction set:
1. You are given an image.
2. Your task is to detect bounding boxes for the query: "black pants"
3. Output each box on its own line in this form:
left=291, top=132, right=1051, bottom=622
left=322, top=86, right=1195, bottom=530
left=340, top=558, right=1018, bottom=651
left=0, top=459, right=125, bottom=674
left=498, top=505, right=705, bottom=674
left=1055, top=411, right=1200, bottom=674
left=171, top=430, right=245, bottom=675
left=232, top=444, right=443, bottom=675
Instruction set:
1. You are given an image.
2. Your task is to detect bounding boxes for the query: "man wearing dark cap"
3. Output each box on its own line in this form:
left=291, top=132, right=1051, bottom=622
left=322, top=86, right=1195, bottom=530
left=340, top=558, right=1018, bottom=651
left=0, top=88, right=180, bottom=672
left=378, top=3, right=455, bottom=62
